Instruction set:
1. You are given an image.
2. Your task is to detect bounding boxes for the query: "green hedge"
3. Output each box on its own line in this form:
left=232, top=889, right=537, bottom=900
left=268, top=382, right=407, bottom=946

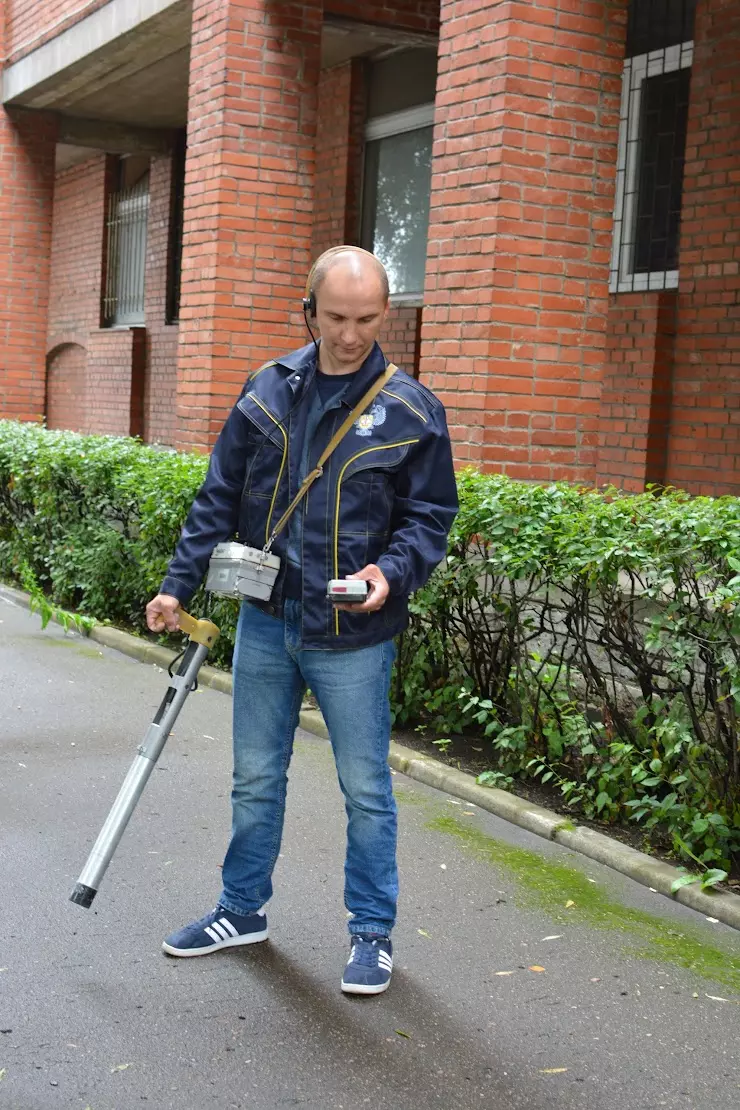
left=1, top=420, right=739, bottom=872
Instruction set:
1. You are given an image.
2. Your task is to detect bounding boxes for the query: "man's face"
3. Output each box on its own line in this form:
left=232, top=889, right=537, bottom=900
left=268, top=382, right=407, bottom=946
left=314, top=264, right=388, bottom=370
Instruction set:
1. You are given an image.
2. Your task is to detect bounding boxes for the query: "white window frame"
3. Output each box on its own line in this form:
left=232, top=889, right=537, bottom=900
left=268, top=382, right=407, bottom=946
left=610, top=41, right=693, bottom=294
left=363, top=104, right=435, bottom=302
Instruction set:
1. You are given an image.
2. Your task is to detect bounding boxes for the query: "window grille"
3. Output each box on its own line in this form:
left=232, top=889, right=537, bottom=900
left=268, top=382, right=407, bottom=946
left=610, top=0, right=697, bottom=293
left=103, top=171, right=150, bottom=326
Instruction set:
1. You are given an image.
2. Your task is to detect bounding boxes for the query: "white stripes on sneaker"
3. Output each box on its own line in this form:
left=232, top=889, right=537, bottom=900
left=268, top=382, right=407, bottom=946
left=348, top=942, right=393, bottom=971
left=204, top=916, right=240, bottom=944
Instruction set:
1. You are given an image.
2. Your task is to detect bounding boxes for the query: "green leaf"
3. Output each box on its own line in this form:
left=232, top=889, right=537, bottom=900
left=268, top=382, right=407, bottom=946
left=671, top=873, right=700, bottom=894
left=700, top=869, right=728, bottom=890
left=595, top=791, right=611, bottom=813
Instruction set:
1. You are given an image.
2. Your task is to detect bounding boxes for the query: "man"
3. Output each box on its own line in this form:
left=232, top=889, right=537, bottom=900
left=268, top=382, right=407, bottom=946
left=146, top=246, right=457, bottom=995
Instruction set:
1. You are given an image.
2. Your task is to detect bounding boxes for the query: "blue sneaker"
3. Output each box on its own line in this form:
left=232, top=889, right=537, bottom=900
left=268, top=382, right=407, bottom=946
left=341, top=934, right=393, bottom=995
left=162, top=906, right=268, bottom=957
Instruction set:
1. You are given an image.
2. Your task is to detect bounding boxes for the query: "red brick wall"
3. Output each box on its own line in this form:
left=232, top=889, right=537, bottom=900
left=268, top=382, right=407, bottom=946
left=46, top=343, right=87, bottom=432
left=381, top=304, right=421, bottom=377
left=324, top=0, right=439, bottom=33
left=598, top=292, right=676, bottom=491
left=312, top=56, right=368, bottom=255
left=421, top=0, right=627, bottom=478
left=664, top=0, right=740, bottom=495
left=0, top=106, right=57, bottom=422
left=46, top=151, right=179, bottom=442
left=46, top=155, right=106, bottom=435
left=84, top=328, right=139, bottom=436
left=176, top=0, right=323, bottom=451
left=4, top=1, right=112, bottom=63
left=313, top=62, right=354, bottom=258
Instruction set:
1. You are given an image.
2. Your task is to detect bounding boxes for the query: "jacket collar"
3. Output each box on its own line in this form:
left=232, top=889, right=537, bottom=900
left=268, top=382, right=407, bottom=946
left=274, top=341, right=388, bottom=405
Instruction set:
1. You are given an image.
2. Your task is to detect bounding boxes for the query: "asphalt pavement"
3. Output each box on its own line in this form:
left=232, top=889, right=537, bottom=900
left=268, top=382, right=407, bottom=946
left=0, top=594, right=738, bottom=1110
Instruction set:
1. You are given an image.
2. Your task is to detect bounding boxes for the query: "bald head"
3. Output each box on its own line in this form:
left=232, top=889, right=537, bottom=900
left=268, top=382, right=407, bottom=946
left=311, top=247, right=390, bottom=306
left=306, top=247, right=390, bottom=375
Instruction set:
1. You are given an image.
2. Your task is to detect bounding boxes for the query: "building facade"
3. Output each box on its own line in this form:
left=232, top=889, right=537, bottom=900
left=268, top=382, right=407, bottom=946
left=0, top=0, right=738, bottom=494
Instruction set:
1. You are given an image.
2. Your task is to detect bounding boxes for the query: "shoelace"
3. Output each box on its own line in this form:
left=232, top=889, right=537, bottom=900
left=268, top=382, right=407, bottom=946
left=350, top=936, right=387, bottom=967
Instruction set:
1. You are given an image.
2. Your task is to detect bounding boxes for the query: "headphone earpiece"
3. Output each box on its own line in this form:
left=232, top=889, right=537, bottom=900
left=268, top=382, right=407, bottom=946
left=302, top=293, right=316, bottom=318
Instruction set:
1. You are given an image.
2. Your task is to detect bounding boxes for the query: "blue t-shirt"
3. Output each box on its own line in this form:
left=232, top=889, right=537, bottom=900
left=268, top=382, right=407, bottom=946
left=284, top=370, right=356, bottom=595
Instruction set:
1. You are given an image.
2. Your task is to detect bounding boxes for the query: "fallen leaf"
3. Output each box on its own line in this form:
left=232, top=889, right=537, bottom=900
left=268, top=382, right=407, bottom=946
left=462, top=811, right=475, bottom=816
left=528, top=965, right=546, bottom=973
left=541, top=935, right=562, bottom=941
left=705, top=994, right=728, bottom=1003
left=705, top=917, right=719, bottom=923
left=446, top=799, right=461, bottom=805
left=494, top=971, right=515, bottom=976
left=417, top=929, right=432, bottom=939
left=540, top=1068, right=568, bottom=1075
left=565, top=900, right=575, bottom=909
left=590, top=977, right=601, bottom=983
left=587, top=878, right=596, bottom=884
left=395, top=1030, right=411, bottom=1039
left=0, top=1069, right=5, bottom=1081
left=440, top=864, right=447, bottom=870
left=0, top=969, right=7, bottom=973
left=111, top=1063, right=133, bottom=1074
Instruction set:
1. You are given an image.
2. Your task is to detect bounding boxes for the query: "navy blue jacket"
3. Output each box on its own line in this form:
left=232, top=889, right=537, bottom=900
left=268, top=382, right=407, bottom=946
left=161, top=342, right=458, bottom=649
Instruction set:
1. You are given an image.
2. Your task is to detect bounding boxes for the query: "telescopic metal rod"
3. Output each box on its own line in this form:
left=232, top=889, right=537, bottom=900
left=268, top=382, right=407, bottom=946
left=69, top=611, right=220, bottom=908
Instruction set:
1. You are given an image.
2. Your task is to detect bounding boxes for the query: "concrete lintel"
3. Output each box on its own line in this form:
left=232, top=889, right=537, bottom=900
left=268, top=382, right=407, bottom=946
left=58, top=116, right=176, bottom=155
left=2, top=0, right=188, bottom=106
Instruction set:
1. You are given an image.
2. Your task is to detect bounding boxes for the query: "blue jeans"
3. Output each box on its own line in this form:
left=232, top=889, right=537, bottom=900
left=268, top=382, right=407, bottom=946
left=218, top=599, right=398, bottom=937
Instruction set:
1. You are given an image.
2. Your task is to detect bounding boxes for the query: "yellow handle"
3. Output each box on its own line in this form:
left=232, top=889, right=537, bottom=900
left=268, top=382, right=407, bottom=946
left=177, top=610, right=220, bottom=649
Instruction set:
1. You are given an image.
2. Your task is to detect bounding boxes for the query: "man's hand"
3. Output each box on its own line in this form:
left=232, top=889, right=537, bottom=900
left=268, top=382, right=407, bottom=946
left=336, top=565, right=390, bottom=614
left=146, top=593, right=181, bottom=633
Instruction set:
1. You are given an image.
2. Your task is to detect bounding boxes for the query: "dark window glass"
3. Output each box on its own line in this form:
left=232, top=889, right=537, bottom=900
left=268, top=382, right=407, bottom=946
left=166, top=131, right=186, bottom=325
left=626, top=0, right=697, bottom=58
left=633, top=67, right=691, bottom=274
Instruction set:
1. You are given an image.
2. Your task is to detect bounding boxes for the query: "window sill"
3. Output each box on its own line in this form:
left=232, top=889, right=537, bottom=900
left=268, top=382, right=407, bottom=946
left=609, top=270, right=679, bottom=295
left=390, top=293, right=424, bottom=308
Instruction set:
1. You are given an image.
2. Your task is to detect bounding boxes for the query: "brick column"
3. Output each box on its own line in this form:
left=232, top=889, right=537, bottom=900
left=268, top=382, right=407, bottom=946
left=0, top=101, right=57, bottom=422
left=312, top=58, right=367, bottom=257
left=664, top=0, right=740, bottom=495
left=420, top=0, right=627, bottom=478
left=176, top=0, right=322, bottom=451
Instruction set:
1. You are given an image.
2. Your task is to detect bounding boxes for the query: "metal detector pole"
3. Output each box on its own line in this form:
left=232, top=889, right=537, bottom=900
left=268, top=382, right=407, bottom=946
left=69, top=611, right=220, bottom=909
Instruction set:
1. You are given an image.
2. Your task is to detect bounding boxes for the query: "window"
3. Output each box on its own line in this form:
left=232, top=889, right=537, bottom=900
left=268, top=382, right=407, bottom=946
left=610, top=0, right=697, bottom=293
left=103, top=155, right=150, bottom=326
left=166, top=131, right=186, bottom=325
left=361, top=47, right=437, bottom=299
left=361, top=106, right=434, bottom=298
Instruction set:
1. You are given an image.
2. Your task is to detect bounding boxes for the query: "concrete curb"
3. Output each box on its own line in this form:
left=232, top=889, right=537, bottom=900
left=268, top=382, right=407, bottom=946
left=3, top=582, right=739, bottom=931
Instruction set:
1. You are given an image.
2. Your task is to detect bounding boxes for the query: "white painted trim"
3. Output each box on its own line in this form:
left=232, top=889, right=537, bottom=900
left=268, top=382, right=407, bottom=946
left=390, top=292, right=424, bottom=307
left=365, top=104, right=435, bottom=142
left=2, top=0, right=185, bottom=104
left=609, top=41, right=693, bottom=294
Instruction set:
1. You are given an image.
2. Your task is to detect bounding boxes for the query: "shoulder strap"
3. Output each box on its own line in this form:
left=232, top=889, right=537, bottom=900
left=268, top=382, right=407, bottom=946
left=264, top=363, right=397, bottom=552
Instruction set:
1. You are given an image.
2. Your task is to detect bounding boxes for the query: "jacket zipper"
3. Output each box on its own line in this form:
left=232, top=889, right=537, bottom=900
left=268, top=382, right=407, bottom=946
left=332, top=439, right=420, bottom=635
